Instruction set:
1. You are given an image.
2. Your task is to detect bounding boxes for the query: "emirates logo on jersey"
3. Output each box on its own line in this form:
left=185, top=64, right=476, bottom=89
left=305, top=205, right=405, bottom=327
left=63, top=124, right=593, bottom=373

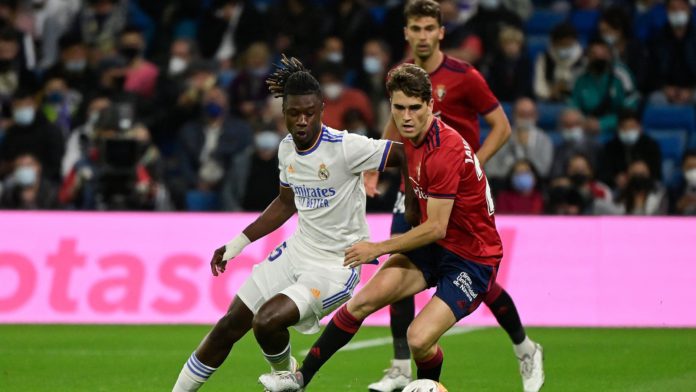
left=435, top=84, right=446, bottom=101
left=318, top=163, right=330, bottom=180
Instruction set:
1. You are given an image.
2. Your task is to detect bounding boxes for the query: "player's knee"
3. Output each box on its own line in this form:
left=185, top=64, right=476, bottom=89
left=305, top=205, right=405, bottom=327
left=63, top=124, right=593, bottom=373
left=211, top=312, right=246, bottom=344
left=252, top=307, right=285, bottom=336
left=406, top=325, right=433, bottom=358
left=347, top=294, right=380, bottom=320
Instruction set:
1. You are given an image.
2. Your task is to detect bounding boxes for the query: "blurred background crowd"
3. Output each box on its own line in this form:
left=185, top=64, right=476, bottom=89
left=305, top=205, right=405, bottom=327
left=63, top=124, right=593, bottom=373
left=0, top=0, right=695, bottom=215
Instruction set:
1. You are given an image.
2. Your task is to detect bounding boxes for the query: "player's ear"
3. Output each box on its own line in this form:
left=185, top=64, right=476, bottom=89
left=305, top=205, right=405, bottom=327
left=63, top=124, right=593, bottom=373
left=428, top=98, right=434, bottom=111
left=403, top=26, right=408, bottom=41
left=438, top=26, right=445, bottom=40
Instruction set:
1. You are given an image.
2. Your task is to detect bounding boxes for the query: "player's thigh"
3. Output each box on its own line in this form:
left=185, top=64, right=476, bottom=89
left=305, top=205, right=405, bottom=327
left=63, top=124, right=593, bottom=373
left=407, top=296, right=456, bottom=356
left=237, top=240, right=294, bottom=315
left=347, top=253, right=426, bottom=319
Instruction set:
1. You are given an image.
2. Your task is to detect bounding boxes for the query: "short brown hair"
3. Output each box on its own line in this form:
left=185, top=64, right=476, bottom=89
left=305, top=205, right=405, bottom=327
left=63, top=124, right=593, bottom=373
left=386, top=63, right=432, bottom=103
left=404, top=0, right=442, bottom=26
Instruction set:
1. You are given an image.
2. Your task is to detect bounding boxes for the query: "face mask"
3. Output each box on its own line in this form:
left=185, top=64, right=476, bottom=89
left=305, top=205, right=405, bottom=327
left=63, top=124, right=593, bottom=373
left=685, top=168, right=696, bottom=185
left=562, top=126, right=584, bottom=143
left=168, top=56, right=187, bottom=76
left=628, top=175, right=653, bottom=191
left=14, top=166, right=37, bottom=186
left=589, top=59, right=610, bottom=74
left=13, top=107, right=36, bottom=126
left=255, top=131, right=281, bottom=151
left=555, top=43, right=581, bottom=61
left=203, top=102, right=224, bottom=118
left=46, top=91, right=64, bottom=105
left=119, top=46, right=141, bottom=62
left=250, top=66, right=269, bottom=78
left=65, top=59, right=87, bottom=73
left=619, top=129, right=640, bottom=145
left=87, top=111, right=100, bottom=126
left=515, top=118, right=535, bottom=130
left=363, top=56, right=382, bottom=74
left=479, top=0, right=500, bottom=10
left=569, top=173, right=589, bottom=187
left=217, top=69, right=237, bottom=88
left=602, top=33, right=618, bottom=46
left=512, top=171, right=535, bottom=193
left=0, top=58, right=13, bottom=71
left=668, top=11, right=690, bottom=28
left=326, top=51, right=343, bottom=64
left=323, top=83, right=343, bottom=100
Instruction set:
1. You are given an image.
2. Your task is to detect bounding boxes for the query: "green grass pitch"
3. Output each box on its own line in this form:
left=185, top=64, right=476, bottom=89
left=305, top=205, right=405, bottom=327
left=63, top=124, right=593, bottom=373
left=1, top=325, right=695, bottom=391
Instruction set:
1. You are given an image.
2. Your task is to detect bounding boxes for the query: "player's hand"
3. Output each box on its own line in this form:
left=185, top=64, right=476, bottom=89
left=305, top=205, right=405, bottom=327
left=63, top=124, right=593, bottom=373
left=210, top=245, right=227, bottom=276
left=344, top=241, right=382, bottom=268
left=364, top=170, right=380, bottom=197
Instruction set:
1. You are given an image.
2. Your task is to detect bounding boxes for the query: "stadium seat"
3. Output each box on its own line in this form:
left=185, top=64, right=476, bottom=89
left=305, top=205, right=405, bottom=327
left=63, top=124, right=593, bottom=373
left=536, top=102, right=567, bottom=132
left=642, top=104, right=696, bottom=147
left=186, top=190, right=221, bottom=211
left=645, top=128, right=689, bottom=188
left=369, top=6, right=387, bottom=24
left=526, top=34, right=549, bottom=63
left=569, top=9, right=600, bottom=43
left=546, top=130, right=564, bottom=147
left=525, top=9, right=568, bottom=35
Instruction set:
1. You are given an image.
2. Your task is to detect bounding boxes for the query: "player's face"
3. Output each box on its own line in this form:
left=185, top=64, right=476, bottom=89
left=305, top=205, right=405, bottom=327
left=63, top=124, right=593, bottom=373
left=390, top=90, right=433, bottom=143
left=284, top=93, right=323, bottom=150
left=404, top=16, right=444, bottom=61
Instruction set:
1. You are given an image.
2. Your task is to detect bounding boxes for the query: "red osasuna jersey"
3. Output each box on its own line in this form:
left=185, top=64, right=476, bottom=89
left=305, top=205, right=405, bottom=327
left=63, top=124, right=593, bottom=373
left=408, top=55, right=499, bottom=151
left=405, top=117, right=503, bottom=267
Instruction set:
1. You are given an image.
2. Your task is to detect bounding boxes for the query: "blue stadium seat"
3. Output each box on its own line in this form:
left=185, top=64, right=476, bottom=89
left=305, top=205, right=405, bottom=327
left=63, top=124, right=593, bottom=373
left=536, top=102, right=567, bottom=132
left=525, top=9, right=567, bottom=35
left=569, top=9, right=600, bottom=43
left=645, top=128, right=689, bottom=187
left=546, top=130, right=564, bottom=147
left=526, top=34, right=549, bottom=63
left=642, top=105, right=696, bottom=147
left=369, top=6, right=387, bottom=24
left=186, top=191, right=221, bottom=211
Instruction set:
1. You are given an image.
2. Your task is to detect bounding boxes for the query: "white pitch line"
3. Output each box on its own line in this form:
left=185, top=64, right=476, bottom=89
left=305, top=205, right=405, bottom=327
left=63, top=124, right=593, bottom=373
left=300, top=326, right=485, bottom=356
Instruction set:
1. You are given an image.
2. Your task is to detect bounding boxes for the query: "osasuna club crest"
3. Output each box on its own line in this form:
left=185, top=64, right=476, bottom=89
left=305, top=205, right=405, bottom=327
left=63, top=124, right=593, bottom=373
left=318, top=163, right=330, bottom=180
left=436, top=84, right=446, bottom=101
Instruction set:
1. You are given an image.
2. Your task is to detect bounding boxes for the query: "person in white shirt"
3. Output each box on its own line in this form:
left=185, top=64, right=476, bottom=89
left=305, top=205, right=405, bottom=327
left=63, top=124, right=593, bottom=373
left=172, top=55, right=406, bottom=392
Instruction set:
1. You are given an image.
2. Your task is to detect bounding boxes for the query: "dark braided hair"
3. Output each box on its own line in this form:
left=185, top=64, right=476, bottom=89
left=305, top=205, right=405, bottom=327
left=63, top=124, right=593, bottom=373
left=266, top=54, right=321, bottom=99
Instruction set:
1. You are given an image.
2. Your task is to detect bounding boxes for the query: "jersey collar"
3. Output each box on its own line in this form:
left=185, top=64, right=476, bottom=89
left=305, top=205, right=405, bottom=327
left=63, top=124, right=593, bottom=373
left=295, top=125, right=325, bottom=156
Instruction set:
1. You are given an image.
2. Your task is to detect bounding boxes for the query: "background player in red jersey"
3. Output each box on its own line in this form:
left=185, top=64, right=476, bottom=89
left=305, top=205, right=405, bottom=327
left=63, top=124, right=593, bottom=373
left=260, top=62, right=507, bottom=392
left=365, top=2, right=544, bottom=392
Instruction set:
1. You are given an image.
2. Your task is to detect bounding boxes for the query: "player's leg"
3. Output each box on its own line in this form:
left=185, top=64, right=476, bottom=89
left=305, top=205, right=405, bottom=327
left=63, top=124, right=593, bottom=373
left=252, top=293, right=301, bottom=373
left=406, top=296, right=456, bottom=381
left=484, top=283, right=544, bottom=392
left=172, top=296, right=254, bottom=392
left=369, top=194, right=416, bottom=392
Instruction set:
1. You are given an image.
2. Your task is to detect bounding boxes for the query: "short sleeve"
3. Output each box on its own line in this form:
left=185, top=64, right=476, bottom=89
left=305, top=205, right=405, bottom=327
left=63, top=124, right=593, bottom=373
left=342, top=132, right=394, bottom=174
left=278, top=141, right=290, bottom=187
left=462, top=68, right=499, bottom=116
left=424, top=144, right=465, bottom=199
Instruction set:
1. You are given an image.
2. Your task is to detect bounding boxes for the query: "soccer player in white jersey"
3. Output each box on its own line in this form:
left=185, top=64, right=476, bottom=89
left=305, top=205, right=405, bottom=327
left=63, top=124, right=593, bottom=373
left=171, top=55, right=407, bottom=391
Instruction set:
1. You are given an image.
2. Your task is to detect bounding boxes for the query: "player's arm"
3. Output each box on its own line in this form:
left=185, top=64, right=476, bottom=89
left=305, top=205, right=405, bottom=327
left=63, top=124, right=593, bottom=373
left=476, top=105, right=511, bottom=165
left=210, top=185, right=296, bottom=276
left=364, top=117, right=403, bottom=196
left=383, top=142, right=420, bottom=225
left=344, top=197, right=453, bottom=267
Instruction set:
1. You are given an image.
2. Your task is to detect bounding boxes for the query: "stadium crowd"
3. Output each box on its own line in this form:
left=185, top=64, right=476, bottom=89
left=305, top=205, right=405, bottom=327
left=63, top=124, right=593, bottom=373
left=0, top=0, right=695, bottom=215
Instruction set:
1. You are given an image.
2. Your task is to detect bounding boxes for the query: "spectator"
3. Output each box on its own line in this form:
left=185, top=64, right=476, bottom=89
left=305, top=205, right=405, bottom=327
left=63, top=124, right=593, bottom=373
left=71, top=0, right=130, bottom=57
left=119, top=27, right=159, bottom=99
left=599, top=109, right=662, bottom=189
left=533, top=23, right=585, bottom=102
left=564, top=153, right=616, bottom=214
left=463, top=0, right=523, bottom=65
left=0, top=26, right=37, bottom=108
left=485, top=97, right=554, bottom=184
left=495, top=159, right=544, bottom=214
left=674, top=150, right=696, bottom=214
left=39, top=72, right=83, bottom=137
left=228, top=41, right=273, bottom=123
left=171, top=86, right=252, bottom=209
left=354, top=38, right=391, bottom=130
left=46, top=33, right=99, bottom=98
left=646, top=0, right=696, bottom=104
left=570, top=38, right=638, bottom=138
left=269, top=0, right=327, bottom=61
left=0, top=88, right=63, bottom=182
left=326, top=0, right=378, bottom=70
left=546, top=176, right=586, bottom=215
left=316, top=36, right=345, bottom=65
left=23, top=0, right=81, bottom=71
left=484, top=26, right=532, bottom=101
left=61, top=95, right=111, bottom=177
left=550, top=108, right=602, bottom=178
left=316, top=61, right=374, bottom=131
left=197, top=0, right=266, bottom=62
left=615, top=159, right=668, bottom=215
left=223, top=128, right=282, bottom=211
left=0, top=153, right=59, bottom=209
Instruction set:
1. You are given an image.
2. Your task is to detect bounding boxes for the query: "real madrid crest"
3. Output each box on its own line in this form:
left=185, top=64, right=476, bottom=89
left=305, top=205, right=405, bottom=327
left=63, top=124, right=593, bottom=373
left=436, top=84, right=446, bottom=101
left=318, top=163, right=330, bottom=180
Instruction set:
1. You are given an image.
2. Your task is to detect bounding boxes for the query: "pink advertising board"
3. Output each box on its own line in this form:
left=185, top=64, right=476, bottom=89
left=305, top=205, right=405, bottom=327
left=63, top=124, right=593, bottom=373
left=0, top=212, right=694, bottom=327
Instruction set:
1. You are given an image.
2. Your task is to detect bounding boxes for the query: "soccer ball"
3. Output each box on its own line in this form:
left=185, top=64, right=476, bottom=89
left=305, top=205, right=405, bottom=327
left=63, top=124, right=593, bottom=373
left=402, top=379, right=448, bottom=392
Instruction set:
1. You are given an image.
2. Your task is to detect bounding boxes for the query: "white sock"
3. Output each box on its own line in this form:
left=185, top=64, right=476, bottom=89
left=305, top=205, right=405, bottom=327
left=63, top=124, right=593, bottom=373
left=392, top=359, right=412, bottom=376
left=513, top=336, right=536, bottom=358
left=262, top=343, right=293, bottom=372
left=172, top=352, right=217, bottom=392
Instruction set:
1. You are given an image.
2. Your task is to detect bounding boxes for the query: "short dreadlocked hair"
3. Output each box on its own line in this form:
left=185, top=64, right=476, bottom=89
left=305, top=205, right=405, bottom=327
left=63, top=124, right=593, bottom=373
left=386, top=63, right=432, bottom=103
left=266, top=54, right=321, bottom=100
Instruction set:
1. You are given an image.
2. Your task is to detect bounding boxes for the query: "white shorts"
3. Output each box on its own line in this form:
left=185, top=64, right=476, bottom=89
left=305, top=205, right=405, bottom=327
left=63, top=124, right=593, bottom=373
left=237, top=236, right=360, bottom=334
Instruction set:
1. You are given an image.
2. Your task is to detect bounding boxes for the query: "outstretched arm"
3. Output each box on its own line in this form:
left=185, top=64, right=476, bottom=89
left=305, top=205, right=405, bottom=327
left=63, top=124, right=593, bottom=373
left=476, top=106, right=511, bottom=165
left=210, top=186, right=296, bottom=275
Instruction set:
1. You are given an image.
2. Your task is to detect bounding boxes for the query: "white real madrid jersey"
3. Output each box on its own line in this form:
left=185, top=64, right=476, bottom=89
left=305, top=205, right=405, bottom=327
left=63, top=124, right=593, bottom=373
left=278, top=125, right=394, bottom=255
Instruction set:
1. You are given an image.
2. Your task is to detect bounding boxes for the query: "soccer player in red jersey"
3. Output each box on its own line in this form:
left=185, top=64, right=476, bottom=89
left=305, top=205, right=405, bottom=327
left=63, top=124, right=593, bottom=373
left=260, top=62, right=508, bottom=392
left=364, top=2, right=544, bottom=391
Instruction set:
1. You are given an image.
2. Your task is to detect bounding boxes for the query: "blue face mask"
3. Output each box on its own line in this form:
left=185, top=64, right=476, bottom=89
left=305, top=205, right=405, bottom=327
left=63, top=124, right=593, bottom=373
left=46, top=91, right=64, bottom=104
left=13, top=107, right=36, bottom=126
left=203, top=102, right=223, bottom=118
left=512, top=171, right=535, bottom=193
left=14, top=166, right=37, bottom=186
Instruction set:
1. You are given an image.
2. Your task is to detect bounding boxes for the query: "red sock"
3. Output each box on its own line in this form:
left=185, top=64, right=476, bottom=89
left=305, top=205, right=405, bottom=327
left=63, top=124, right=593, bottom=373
left=415, top=346, right=444, bottom=381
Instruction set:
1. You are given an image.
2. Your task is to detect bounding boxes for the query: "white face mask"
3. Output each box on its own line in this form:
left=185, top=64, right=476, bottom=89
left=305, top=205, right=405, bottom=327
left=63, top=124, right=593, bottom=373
left=323, top=83, right=343, bottom=100
left=13, top=107, right=36, bottom=126
left=515, top=118, right=535, bottom=130
left=602, top=33, right=618, bottom=46
left=254, top=131, right=281, bottom=151
left=685, top=168, right=696, bottom=185
left=619, top=129, right=641, bottom=145
left=555, top=43, right=581, bottom=61
left=326, top=51, right=343, bottom=64
left=668, top=11, right=690, bottom=28
left=14, top=166, right=37, bottom=186
left=363, top=56, right=383, bottom=74
left=479, top=0, right=500, bottom=10
left=562, top=126, right=584, bottom=143
left=168, top=56, right=188, bottom=76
